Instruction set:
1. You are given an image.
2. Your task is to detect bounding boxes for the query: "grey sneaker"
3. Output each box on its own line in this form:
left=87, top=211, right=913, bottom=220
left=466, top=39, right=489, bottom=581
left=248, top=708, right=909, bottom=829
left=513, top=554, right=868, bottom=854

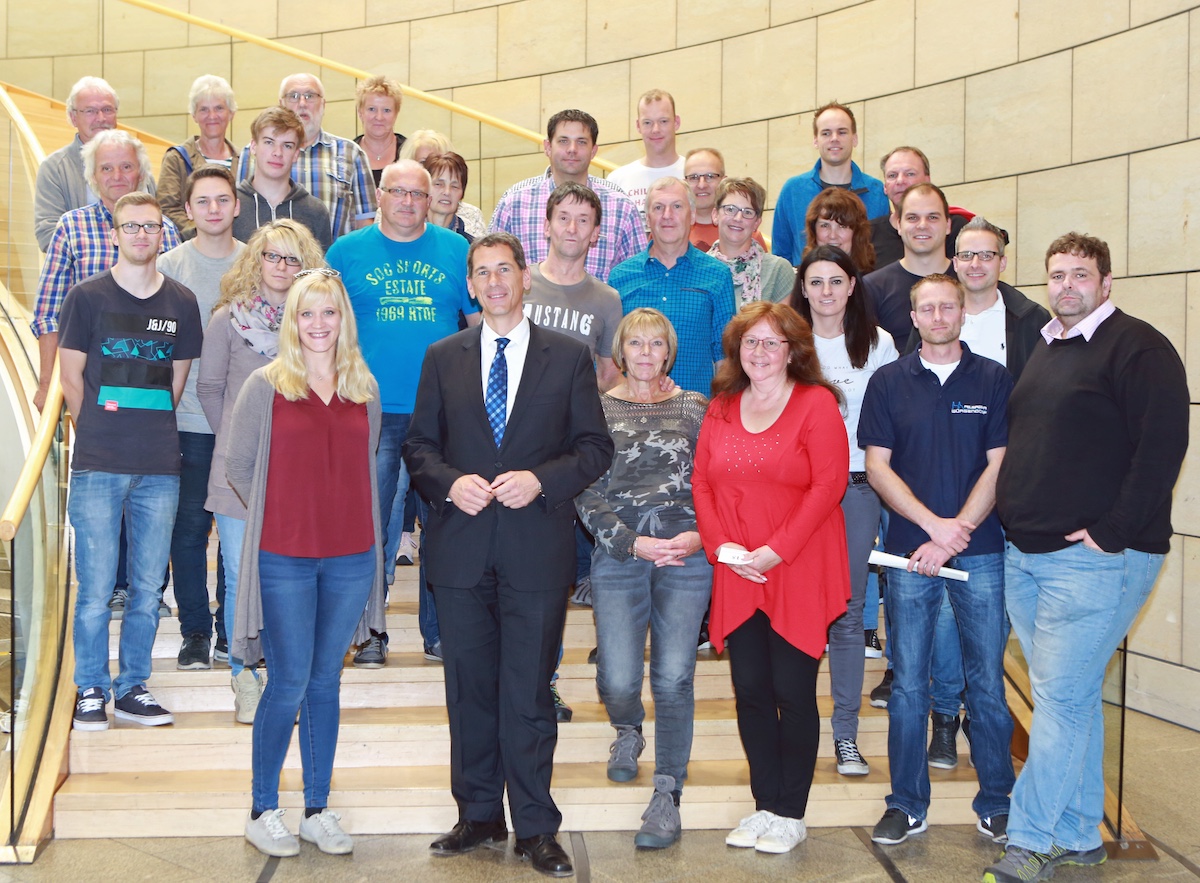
left=232, top=669, right=264, bottom=725
left=607, top=725, right=646, bottom=782
left=353, top=633, right=388, bottom=668
left=113, top=685, right=173, bottom=726
left=73, top=687, right=108, bottom=731
left=299, top=809, right=353, bottom=855
left=871, top=808, right=926, bottom=845
left=834, top=738, right=870, bottom=776
left=570, top=575, right=593, bottom=606
left=633, top=774, right=680, bottom=849
left=177, top=633, right=211, bottom=670
left=158, top=596, right=171, bottom=618
left=107, top=587, right=128, bottom=620
left=245, top=808, right=299, bottom=857
left=982, top=842, right=1106, bottom=883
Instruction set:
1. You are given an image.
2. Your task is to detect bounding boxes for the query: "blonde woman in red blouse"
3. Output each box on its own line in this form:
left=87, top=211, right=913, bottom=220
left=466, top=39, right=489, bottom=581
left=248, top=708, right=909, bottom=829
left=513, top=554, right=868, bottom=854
left=692, top=300, right=850, bottom=855
left=226, top=270, right=385, bottom=858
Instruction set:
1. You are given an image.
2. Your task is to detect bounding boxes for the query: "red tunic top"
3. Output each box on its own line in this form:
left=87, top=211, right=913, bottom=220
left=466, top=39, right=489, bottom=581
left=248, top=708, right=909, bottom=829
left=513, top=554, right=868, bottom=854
left=692, top=383, right=850, bottom=658
left=260, top=391, right=374, bottom=558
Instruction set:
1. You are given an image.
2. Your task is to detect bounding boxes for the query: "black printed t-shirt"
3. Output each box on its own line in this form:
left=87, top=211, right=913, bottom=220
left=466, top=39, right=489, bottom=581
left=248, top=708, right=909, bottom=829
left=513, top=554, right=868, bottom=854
left=58, top=269, right=203, bottom=475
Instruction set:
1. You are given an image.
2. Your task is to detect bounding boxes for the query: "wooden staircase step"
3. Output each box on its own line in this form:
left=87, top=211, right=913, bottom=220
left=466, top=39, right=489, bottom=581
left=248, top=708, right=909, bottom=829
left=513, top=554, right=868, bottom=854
left=53, top=758, right=986, bottom=838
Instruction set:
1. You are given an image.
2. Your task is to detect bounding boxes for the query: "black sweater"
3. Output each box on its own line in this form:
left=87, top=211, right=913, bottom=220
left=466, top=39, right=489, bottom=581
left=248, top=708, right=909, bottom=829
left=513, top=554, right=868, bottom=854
left=997, top=309, right=1189, bottom=554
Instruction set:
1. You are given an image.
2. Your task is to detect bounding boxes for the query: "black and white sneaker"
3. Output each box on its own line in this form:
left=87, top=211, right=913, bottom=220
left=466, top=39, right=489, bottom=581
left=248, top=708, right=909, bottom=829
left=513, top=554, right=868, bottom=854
left=869, top=669, right=893, bottom=708
left=114, top=685, right=174, bottom=726
left=865, top=629, right=883, bottom=658
left=107, top=587, right=128, bottom=620
left=177, top=633, right=211, bottom=670
left=872, top=808, right=927, bottom=845
left=73, top=687, right=109, bottom=731
left=834, top=738, right=870, bottom=776
left=977, top=813, right=1008, bottom=844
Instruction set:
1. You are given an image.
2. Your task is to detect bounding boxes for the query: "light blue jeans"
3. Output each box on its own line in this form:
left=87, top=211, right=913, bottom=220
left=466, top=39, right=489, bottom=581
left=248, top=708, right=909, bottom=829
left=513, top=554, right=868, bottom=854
left=69, top=470, right=178, bottom=700
left=252, top=546, right=375, bottom=812
left=885, top=552, right=1013, bottom=821
left=592, top=547, right=712, bottom=784
left=1004, top=542, right=1163, bottom=853
left=214, top=513, right=248, bottom=676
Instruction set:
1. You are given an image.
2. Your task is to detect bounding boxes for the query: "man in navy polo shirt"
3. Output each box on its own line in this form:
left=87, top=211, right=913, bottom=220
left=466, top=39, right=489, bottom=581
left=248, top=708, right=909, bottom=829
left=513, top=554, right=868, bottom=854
left=857, top=273, right=1015, bottom=848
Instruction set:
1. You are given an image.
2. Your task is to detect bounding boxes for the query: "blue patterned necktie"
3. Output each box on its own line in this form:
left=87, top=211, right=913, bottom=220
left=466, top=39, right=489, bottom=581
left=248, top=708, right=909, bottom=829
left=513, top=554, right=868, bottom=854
left=485, top=337, right=509, bottom=447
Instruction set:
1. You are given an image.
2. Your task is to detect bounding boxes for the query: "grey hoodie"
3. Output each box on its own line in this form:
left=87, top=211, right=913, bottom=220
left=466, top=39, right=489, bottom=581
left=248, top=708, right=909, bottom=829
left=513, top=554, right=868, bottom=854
left=232, top=178, right=333, bottom=252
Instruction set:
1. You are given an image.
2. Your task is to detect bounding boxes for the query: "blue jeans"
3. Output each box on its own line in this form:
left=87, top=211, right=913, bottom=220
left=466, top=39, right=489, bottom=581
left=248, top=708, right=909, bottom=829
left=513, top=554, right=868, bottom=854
left=252, top=547, right=375, bottom=812
left=69, top=470, right=178, bottom=700
left=885, top=551, right=1013, bottom=821
left=215, top=514, right=249, bottom=676
left=171, top=431, right=216, bottom=637
left=379, top=413, right=440, bottom=648
left=592, top=547, right=712, bottom=784
left=931, top=588, right=966, bottom=715
left=1004, top=542, right=1163, bottom=853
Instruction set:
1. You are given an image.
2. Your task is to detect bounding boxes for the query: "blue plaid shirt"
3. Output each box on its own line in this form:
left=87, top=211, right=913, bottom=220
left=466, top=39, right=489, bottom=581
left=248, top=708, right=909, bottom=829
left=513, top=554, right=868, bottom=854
left=32, top=202, right=181, bottom=336
left=489, top=170, right=647, bottom=282
left=610, top=245, right=736, bottom=394
left=237, top=130, right=377, bottom=241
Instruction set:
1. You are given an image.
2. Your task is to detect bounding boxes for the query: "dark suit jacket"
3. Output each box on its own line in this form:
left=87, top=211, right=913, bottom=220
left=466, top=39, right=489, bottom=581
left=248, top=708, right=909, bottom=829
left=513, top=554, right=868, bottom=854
left=404, top=322, right=615, bottom=590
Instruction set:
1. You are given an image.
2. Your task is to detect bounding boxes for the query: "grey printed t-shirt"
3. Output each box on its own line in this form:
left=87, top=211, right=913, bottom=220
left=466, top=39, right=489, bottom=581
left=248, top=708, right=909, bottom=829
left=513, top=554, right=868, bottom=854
left=524, top=264, right=623, bottom=359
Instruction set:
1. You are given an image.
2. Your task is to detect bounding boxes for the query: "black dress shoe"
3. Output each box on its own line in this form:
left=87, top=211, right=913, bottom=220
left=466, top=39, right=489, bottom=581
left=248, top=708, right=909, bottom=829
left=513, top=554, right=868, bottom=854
left=515, top=833, right=574, bottom=877
left=430, top=818, right=507, bottom=855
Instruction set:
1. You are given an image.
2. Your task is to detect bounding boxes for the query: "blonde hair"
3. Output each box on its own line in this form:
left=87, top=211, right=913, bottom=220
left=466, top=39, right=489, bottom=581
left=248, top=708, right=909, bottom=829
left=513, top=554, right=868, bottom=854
left=399, top=129, right=452, bottom=161
left=611, top=308, right=678, bottom=375
left=356, top=75, right=403, bottom=114
left=215, top=220, right=324, bottom=314
left=265, top=272, right=375, bottom=403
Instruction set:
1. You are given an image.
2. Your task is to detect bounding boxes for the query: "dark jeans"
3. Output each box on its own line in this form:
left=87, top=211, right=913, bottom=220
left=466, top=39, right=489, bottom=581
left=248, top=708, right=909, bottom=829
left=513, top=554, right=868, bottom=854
left=726, top=609, right=821, bottom=821
left=170, top=432, right=216, bottom=638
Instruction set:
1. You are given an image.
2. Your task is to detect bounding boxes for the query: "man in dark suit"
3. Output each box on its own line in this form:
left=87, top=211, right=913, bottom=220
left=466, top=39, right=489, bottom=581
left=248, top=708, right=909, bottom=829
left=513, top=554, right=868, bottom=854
left=404, top=231, right=614, bottom=878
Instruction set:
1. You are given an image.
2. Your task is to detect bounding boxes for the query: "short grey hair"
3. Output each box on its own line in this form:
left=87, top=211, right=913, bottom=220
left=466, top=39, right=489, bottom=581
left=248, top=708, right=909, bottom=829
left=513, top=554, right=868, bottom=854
left=644, top=176, right=696, bottom=216
left=956, top=215, right=1007, bottom=257
left=278, top=73, right=324, bottom=100
left=66, top=76, right=118, bottom=122
left=83, top=129, right=152, bottom=193
left=188, top=74, right=237, bottom=116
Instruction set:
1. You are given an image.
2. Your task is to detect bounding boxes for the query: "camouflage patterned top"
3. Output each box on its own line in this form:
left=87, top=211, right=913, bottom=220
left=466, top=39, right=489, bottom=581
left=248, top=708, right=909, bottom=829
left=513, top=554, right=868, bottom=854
left=576, top=390, right=709, bottom=560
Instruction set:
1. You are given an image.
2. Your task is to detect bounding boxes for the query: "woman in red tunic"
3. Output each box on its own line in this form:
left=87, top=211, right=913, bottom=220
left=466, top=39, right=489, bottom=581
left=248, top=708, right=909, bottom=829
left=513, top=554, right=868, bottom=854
left=692, top=300, right=850, bottom=855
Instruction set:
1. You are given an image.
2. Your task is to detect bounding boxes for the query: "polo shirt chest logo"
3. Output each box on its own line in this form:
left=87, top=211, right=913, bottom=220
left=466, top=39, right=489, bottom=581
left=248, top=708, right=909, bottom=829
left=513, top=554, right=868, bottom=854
left=950, top=402, right=988, bottom=415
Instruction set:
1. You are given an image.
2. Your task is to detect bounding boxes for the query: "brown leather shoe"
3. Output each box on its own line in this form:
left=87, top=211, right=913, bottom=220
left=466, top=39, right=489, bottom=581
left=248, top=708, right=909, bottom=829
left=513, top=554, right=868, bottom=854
left=515, top=833, right=574, bottom=877
left=429, top=818, right=507, bottom=855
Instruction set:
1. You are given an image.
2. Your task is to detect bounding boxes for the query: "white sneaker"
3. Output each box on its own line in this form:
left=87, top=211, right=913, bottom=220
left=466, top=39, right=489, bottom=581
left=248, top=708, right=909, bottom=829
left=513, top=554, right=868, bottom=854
left=299, top=809, right=353, bottom=854
left=756, top=815, right=806, bottom=853
left=232, top=670, right=263, bottom=725
left=245, top=808, right=299, bottom=857
left=726, top=810, right=776, bottom=848
left=396, top=532, right=417, bottom=566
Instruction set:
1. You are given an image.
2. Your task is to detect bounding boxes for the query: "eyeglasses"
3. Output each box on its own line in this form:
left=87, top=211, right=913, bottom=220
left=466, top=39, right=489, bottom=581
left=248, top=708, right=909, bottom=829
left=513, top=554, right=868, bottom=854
left=684, top=172, right=723, bottom=183
left=283, top=91, right=322, bottom=103
left=295, top=267, right=341, bottom=279
left=117, top=222, right=163, bottom=234
left=741, top=337, right=786, bottom=352
left=75, top=105, right=117, bottom=118
left=955, top=250, right=999, bottom=262
left=262, top=251, right=302, bottom=266
left=718, top=204, right=758, bottom=220
left=380, top=186, right=429, bottom=201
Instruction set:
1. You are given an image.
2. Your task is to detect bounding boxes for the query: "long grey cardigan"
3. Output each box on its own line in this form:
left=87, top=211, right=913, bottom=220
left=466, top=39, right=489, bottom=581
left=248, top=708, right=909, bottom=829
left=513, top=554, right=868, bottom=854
left=224, top=369, right=386, bottom=664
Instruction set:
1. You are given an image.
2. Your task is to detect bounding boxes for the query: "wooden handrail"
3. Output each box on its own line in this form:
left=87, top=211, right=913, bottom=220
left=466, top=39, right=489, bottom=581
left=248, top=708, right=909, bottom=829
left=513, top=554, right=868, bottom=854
left=115, top=0, right=618, bottom=173
left=0, top=358, right=62, bottom=541
left=0, top=82, right=46, bottom=166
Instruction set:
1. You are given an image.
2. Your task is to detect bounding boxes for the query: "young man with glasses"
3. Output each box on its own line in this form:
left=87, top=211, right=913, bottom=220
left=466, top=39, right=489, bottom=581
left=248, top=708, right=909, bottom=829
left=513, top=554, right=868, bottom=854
left=61, top=191, right=203, bottom=732
left=326, top=159, right=480, bottom=669
left=232, top=108, right=332, bottom=251
left=236, top=74, right=376, bottom=241
left=610, top=177, right=735, bottom=394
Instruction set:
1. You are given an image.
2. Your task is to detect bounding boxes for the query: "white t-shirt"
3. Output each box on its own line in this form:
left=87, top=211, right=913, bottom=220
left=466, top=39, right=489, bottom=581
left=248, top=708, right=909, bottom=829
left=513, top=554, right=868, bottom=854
left=607, top=156, right=686, bottom=229
left=959, top=293, right=1007, bottom=368
left=814, top=328, right=899, bottom=472
left=919, top=356, right=960, bottom=385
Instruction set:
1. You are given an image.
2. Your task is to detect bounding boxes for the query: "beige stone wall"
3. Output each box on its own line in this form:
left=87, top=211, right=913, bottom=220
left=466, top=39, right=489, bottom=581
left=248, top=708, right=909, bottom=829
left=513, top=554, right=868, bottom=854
left=2, top=0, right=1199, bottom=727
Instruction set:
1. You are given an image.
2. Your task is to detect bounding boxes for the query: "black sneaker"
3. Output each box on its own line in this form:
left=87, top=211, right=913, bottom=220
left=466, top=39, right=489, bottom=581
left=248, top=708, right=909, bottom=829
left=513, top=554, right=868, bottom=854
left=213, top=636, right=229, bottom=663
left=353, top=633, right=388, bottom=668
left=551, top=683, right=573, bottom=722
left=869, top=669, right=893, bottom=708
left=871, top=808, right=927, bottom=845
left=73, top=687, right=109, bottom=731
left=423, top=642, right=443, bottom=662
left=108, top=587, right=128, bottom=620
left=977, top=813, right=1008, bottom=844
left=177, top=633, right=212, bottom=670
left=865, top=629, right=883, bottom=658
left=928, top=712, right=959, bottom=770
left=114, top=685, right=174, bottom=726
